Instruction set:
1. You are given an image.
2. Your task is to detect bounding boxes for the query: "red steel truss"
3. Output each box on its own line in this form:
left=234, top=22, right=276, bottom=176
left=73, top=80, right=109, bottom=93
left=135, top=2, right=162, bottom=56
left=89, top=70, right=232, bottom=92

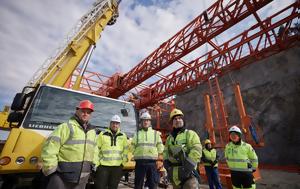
left=134, top=2, right=300, bottom=109
left=95, top=0, right=273, bottom=98
left=65, top=69, right=110, bottom=93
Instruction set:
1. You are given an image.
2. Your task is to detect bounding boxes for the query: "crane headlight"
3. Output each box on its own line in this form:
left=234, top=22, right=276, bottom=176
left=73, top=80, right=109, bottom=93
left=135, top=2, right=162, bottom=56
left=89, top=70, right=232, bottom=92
left=16, top=156, right=25, bottom=165
left=29, top=156, right=39, bottom=164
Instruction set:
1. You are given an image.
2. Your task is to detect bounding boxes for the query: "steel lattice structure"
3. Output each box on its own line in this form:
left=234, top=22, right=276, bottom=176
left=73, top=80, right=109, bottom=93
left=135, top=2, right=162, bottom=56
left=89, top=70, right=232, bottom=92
left=95, top=0, right=274, bottom=98
left=135, top=1, right=300, bottom=109
left=73, top=0, right=299, bottom=110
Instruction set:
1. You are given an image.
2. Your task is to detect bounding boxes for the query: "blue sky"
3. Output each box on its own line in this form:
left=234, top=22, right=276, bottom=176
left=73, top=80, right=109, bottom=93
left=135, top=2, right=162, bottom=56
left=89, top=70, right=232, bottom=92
left=0, top=0, right=291, bottom=110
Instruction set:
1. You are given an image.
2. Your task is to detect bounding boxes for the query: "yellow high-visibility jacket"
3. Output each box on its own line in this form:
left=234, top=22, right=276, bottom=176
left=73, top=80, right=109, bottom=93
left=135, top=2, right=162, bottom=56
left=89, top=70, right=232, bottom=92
left=163, top=129, right=202, bottom=186
left=132, top=127, right=164, bottom=160
left=97, top=128, right=128, bottom=166
left=41, top=117, right=98, bottom=183
left=225, top=141, right=258, bottom=172
left=202, top=148, right=218, bottom=167
left=225, top=141, right=258, bottom=188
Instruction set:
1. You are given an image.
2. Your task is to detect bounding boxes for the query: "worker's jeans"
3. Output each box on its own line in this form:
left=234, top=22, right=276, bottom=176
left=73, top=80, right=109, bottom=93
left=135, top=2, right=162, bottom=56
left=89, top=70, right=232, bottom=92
left=134, top=160, right=159, bottom=189
left=94, top=165, right=123, bottom=189
left=204, top=166, right=222, bottom=189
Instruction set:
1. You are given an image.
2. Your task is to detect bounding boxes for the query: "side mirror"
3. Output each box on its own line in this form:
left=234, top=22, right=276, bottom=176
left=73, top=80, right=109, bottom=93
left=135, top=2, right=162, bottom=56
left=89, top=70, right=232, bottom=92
left=121, top=108, right=128, bottom=117
left=7, top=112, right=23, bottom=126
left=11, top=93, right=27, bottom=111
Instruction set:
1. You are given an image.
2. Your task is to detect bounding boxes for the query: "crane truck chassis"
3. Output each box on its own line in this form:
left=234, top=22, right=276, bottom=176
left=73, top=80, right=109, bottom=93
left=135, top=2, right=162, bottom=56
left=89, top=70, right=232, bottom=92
left=0, top=84, right=137, bottom=188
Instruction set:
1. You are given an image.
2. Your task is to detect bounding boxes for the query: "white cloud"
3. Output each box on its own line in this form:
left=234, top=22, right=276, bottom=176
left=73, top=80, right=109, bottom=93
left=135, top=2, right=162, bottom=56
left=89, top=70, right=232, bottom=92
left=90, top=0, right=210, bottom=78
left=0, top=0, right=90, bottom=107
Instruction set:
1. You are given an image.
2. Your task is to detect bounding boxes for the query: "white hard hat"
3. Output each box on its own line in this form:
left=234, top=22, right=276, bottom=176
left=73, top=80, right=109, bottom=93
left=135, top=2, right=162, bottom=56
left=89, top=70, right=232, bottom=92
left=140, top=112, right=151, bottom=120
left=229, top=125, right=242, bottom=134
left=111, top=115, right=121, bottom=123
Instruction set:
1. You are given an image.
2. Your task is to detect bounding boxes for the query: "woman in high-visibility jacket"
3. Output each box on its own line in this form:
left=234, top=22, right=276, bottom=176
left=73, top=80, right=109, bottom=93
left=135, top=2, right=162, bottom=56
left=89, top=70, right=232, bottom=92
left=132, top=112, right=164, bottom=189
left=41, top=100, right=98, bottom=189
left=202, top=139, right=222, bottom=189
left=94, top=115, right=129, bottom=189
left=163, top=108, right=202, bottom=189
left=225, top=125, right=258, bottom=189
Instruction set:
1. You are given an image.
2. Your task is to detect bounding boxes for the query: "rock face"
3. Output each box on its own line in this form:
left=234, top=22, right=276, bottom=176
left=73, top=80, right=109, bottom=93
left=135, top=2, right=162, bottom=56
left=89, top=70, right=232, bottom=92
left=174, top=46, right=300, bottom=165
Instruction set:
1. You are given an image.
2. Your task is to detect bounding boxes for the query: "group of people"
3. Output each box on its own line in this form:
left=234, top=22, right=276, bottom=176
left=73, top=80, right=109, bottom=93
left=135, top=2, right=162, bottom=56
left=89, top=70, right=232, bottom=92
left=41, top=99, right=258, bottom=189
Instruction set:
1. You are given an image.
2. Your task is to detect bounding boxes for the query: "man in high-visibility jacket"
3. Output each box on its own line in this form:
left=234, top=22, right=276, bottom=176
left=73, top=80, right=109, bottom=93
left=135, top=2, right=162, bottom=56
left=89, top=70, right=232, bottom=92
left=225, top=125, right=258, bottom=189
left=132, top=112, right=164, bottom=189
left=202, top=139, right=222, bottom=189
left=94, top=114, right=129, bottom=189
left=163, top=108, right=202, bottom=189
left=41, top=100, right=98, bottom=189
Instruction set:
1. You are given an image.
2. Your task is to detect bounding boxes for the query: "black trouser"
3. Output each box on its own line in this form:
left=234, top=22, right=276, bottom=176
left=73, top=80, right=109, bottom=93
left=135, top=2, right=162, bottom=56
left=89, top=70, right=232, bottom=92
left=94, top=165, right=123, bottom=189
left=230, top=170, right=254, bottom=188
left=46, top=173, right=86, bottom=189
left=134, top=160, right=159, bottom=189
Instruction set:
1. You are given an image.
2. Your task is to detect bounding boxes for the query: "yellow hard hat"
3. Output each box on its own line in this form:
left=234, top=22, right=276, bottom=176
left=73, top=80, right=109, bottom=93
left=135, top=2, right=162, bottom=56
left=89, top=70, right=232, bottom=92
left=170, top=108, right=184, bottom=120
left=204, top=139, right=211, bottom=144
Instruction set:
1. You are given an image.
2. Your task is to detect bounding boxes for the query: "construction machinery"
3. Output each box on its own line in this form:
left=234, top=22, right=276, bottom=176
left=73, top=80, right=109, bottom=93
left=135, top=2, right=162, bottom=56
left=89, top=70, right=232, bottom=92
left=95, top=0, right=276, bottom=99
left=1, top=0, right=299, bottom=188
left=70, top=0, right=299, bottom=188
left=0, top=0, right=138, bottom=187
left=202, top=76, right=265, bottom=188
left=204, top=77, right=264, bottom=148
left=129, top=2, right=298, bottom=187
left=114, top=0, right=299, bottom=149
left=64, top=0, right=298, bottom=142
left=65, top=0, right=298, bottom=149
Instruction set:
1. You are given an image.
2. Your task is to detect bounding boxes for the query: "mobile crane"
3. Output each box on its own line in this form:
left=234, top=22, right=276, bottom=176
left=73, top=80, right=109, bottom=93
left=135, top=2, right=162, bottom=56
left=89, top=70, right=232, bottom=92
left=0, top=0, right=137, bottom=187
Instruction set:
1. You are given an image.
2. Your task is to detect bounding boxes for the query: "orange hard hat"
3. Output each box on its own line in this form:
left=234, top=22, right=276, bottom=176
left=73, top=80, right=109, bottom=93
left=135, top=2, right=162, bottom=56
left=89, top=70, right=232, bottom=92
left=77, top=100, right=94, bottom=112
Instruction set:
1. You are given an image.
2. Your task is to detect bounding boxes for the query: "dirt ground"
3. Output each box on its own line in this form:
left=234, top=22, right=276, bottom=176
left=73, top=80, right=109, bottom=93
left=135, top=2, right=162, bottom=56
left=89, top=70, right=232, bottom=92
left=1, top=169, right=298, bottom=189
left=256, top=169, right=300, bottom=189
left=118, top=169, right=300, bottom=189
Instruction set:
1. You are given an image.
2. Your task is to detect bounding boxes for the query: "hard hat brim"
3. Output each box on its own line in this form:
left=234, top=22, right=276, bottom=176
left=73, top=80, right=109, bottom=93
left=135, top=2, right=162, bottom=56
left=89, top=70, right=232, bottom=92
left=76, top=107, right=94, bottom=112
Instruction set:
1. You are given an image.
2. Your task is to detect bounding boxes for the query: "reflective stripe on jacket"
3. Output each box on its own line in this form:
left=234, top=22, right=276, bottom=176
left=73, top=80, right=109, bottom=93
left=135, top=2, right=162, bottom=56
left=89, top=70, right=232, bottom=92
left=164, top=129, right=202, bottom=164
left=132, top=127, right=164, bottom=160
left=202, top=148, right=218, bottom=167
left=41, top=118, right=98, bottom=183
left=225, top=141, right=258, bottom=172
left=97, top=128, right=128, bottom=166
left=163, top=129, right=202, bottom=186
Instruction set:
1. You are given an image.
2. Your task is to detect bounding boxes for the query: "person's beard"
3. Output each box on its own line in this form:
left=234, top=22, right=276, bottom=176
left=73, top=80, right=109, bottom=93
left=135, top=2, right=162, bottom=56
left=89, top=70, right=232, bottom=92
left=175, top=121, right=184, bottom=128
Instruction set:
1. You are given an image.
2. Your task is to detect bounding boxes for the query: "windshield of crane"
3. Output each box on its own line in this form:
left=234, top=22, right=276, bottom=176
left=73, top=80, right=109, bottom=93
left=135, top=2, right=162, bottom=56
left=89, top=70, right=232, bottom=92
left=22, top=85, right=137, bottom=137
